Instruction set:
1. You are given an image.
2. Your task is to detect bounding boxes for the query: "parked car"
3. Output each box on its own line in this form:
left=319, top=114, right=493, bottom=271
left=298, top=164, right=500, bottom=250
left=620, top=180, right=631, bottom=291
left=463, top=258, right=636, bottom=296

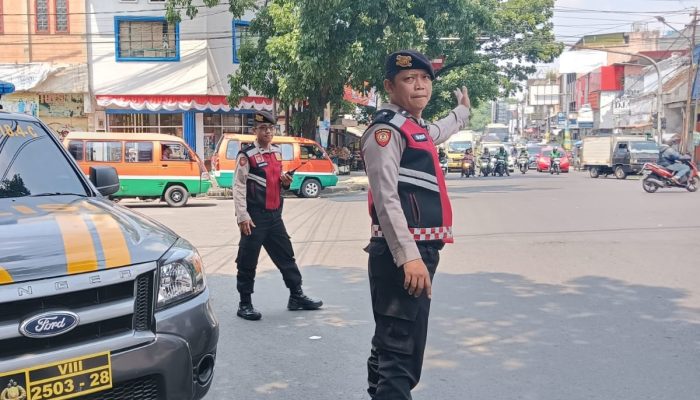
left=1, top=110, right=218, bottom=400
left=536, top=146, right=571, bottom=172
left=211, top=134, right=338, bottom=198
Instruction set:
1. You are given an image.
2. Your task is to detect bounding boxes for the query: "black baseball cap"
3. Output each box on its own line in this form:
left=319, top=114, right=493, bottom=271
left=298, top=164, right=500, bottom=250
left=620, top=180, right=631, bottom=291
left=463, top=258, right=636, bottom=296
left=253, top=110, right=276, bottom=125
left=385, top=50, right=435, bottom=81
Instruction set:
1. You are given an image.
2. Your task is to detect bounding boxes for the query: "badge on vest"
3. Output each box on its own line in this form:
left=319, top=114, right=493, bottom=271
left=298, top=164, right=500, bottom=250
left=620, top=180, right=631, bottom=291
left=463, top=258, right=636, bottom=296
left=254, top=154, right=264, bottom=164
left=375, top=129, right=392, bottom=147
left=412, top=133, right=428, bottom=142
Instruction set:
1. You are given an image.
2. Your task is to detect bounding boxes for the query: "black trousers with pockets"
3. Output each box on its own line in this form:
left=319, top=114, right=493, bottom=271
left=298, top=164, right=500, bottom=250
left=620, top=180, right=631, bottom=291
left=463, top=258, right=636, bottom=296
left=236, top=209, right=302, bottom=295
left=365, top=241, right=440, bottom=400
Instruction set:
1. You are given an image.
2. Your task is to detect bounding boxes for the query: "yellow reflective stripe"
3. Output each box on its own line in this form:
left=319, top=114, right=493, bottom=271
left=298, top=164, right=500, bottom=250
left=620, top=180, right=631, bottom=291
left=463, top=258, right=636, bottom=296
left=55, top=215, right=98, bottom=274
left=0, top=267, right=12, bottom=284
left=0, top=212, right=12, bottom=217
left=90, top=214, right=131, bottom=269
left=38, top=204, right=80, bottom=213
left=80, top=201, right=101, bottom=212
left=13, top=205, right=35, bottom=215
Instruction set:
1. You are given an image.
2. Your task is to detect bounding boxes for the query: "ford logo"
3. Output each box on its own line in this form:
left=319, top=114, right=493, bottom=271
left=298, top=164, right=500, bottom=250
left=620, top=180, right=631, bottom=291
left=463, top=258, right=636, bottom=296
left=19, top=311, right=80, bottom=338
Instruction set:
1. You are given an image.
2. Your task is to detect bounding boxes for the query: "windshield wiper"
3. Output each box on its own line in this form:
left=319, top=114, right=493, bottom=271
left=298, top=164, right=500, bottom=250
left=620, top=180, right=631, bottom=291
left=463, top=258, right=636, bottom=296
left=29, top=192, right=88, bottom=197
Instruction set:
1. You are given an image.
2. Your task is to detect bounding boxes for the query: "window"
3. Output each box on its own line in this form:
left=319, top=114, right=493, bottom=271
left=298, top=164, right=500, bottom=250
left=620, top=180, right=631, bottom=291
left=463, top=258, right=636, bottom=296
left=107, top=112, right=183, bottom=136
left=86, top=142, right=123, bottom=162
left=279, top=144, right=294, bottom=161
left=115, top=17, right=179, bottom=61
left=204, top=112, right=253, bottom=160
left=0, top=119, right=88, bottom=199
left=161, top=143, right=189, bottom=161
left=232, top=20, right=250, bottom=63
left=300, top=144, right=324, bottom=160
left=225, top=141, right=240, bottom=160
left=617, top=143, right=628, bottom=151
left=55, top=0, right=69, bottom=33
left=68, top=140, right=83, bottom=161
left=36, top=0, right=49, bottom=33
left=125, top=142, right=154, bottom=162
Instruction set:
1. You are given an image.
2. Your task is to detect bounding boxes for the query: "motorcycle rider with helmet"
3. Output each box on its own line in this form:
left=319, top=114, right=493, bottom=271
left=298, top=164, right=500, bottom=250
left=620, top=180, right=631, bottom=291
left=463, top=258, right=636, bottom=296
left=658, top=137, right=690, bottom=184
left=495, top=146, right=510, bottom=176
left=550, top=146, right=562, bottom=170
left=461, top=148, right=475, bottom=177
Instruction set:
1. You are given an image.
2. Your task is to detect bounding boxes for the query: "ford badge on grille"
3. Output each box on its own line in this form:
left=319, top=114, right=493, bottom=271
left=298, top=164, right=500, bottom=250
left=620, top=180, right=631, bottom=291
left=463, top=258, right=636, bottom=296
left=19, top=311, right=80, bottom=338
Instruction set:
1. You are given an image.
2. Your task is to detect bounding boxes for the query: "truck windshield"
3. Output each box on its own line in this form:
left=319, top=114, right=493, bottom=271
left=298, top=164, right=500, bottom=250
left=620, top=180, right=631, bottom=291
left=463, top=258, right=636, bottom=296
left=0, top=118, right=88, bottom=199
left=630, top=142, right=658, bottom=152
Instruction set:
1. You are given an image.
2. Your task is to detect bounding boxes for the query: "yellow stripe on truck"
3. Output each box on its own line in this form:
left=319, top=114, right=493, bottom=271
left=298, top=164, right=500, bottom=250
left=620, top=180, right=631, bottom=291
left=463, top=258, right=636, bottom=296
left=55, top=215, right=99, bottom=274
left=90, top=214, right=132, bottom=268
left=0, top=267, right=13, bottom=284
left=13, top=205, right=35, bottom=215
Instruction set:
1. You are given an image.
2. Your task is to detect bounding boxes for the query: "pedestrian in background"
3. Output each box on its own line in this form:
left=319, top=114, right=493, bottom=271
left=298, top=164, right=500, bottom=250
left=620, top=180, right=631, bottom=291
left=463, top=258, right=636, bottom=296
left=361, top=49, right=471, bottom=399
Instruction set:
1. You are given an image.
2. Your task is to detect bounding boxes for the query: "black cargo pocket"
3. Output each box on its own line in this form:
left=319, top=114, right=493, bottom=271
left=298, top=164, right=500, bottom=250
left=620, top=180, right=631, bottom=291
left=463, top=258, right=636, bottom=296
left=372, top=313, right=417, bottom=355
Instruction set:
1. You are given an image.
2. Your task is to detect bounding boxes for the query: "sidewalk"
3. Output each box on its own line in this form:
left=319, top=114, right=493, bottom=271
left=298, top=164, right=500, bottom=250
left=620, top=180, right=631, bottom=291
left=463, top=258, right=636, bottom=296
left=205, top=171, right=368, bottom=198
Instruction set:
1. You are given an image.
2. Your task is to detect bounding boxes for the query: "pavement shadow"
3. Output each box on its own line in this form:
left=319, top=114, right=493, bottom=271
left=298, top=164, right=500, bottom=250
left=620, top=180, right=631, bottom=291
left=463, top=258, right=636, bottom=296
left=204, top=267, right=700, bottom=400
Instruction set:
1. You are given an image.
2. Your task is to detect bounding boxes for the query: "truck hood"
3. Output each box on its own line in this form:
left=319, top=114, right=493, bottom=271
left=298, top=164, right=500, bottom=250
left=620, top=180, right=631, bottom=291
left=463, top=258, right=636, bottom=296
left=0, top=196, right=177, bottom=285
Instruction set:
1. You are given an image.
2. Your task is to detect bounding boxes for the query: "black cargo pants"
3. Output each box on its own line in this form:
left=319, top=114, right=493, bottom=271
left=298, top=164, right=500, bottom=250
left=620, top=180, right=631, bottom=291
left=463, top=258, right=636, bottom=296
left=365, top=241, right=440, bottom=400
left=236, top=209, right=302, bottom=294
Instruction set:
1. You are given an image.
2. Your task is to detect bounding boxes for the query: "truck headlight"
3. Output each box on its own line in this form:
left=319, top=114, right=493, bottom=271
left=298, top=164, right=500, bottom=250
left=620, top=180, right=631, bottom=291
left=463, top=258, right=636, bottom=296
left=156, top=239, right=206, bottom=309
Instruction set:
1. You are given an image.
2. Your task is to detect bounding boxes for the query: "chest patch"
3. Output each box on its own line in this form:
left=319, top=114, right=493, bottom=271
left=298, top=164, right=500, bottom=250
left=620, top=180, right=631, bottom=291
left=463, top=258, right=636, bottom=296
left=254, top=154, right=264, bottom=164
left=375, top=129, right=392, bottom=147
left=412, top=133, right=428, bottom=142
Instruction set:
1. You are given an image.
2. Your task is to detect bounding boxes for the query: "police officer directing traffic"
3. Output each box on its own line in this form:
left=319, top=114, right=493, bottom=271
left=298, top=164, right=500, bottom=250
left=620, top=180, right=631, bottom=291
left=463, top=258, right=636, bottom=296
left=233, top=110, right=323, bottom=321
left=362, top=50, right=470, bottom=399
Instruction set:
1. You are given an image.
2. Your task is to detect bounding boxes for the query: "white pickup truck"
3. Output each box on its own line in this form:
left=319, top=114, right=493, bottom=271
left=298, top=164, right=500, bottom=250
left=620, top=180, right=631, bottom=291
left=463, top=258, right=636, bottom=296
left=582, top=135, right=659, bottom=179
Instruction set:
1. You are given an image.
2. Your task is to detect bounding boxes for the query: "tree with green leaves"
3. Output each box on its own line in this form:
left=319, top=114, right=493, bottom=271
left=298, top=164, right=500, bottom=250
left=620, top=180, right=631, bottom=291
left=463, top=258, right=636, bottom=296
left=167, top=0, right=562, bottom=138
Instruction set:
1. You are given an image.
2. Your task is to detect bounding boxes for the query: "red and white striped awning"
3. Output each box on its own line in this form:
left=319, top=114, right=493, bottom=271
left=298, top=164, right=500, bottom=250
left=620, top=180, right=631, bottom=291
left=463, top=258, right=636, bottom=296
left=95, top=94, right=273, bottom=112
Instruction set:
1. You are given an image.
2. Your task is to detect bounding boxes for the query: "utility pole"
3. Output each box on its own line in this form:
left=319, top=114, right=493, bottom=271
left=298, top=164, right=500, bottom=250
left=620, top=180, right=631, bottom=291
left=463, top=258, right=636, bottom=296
left=683, top=7, right=698, bottom=154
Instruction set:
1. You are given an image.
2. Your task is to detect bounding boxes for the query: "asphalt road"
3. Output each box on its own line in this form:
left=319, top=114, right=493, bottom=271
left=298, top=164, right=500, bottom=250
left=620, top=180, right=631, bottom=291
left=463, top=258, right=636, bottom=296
left=128, top=170, right=700, bottom=400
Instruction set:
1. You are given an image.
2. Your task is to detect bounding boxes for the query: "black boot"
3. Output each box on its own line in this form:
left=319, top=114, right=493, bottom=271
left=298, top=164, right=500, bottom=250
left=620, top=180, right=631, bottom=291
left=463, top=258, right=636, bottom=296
left=237, top=302, right=262, bottom=321
left=288, top=287, right=323, bottom=311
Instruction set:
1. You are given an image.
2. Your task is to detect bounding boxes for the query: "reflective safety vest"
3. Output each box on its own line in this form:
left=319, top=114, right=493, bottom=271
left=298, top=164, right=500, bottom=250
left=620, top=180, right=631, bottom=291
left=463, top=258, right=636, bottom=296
left=368, top=110, right=453, bottom=244
left=240, top=144, right=283, bottom=210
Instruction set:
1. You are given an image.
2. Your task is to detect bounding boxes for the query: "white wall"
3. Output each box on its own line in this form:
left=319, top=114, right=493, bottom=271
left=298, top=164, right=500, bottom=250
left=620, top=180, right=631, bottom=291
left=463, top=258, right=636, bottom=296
left=88, top=0, right=250, bottom=96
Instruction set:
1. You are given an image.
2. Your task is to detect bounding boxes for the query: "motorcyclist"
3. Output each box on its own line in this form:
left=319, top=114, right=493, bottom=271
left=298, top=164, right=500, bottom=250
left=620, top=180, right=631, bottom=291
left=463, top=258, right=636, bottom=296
left=495, top=146, right=510, bottom=176
left=461, top=148, right=475, bottom=177
left=550, top=146, right=562, bottom=170
left=438, top=147, right=447, bottom=161
left=658, top=140, right=690, bottom=184
left=480, top=148, right=491, bottom=175
left=518, top=148, right=529, bottom=159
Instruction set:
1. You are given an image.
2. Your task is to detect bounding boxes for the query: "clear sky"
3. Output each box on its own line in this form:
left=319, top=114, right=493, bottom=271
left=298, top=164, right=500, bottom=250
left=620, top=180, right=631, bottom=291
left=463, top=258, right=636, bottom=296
left=553, top=0, right=700, bottom=44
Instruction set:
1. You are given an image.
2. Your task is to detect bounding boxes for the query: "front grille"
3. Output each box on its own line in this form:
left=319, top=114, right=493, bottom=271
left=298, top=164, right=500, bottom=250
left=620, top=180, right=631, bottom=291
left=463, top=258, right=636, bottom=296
left=81, top=375, right=161, bottom=400
left=0, top=272, right=154, bottom=358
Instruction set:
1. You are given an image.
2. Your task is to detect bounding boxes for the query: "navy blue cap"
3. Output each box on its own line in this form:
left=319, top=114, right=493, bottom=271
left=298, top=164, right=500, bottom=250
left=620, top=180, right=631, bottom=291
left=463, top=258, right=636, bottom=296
left=385, top=50, right=435, bottom=81
left=253, top=110, right=276, bottom=125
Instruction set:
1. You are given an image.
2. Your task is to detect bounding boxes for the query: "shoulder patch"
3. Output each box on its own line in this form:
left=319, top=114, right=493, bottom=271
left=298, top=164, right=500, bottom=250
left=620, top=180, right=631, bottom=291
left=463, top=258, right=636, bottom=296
left=238, top=157, right=247, bottom=166
left=375, top=129, right=392, bottom=147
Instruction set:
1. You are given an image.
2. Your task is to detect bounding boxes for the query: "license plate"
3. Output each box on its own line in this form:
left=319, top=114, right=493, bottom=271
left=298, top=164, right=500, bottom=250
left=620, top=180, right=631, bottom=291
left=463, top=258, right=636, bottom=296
left=0, top=352, right=112, bottom=400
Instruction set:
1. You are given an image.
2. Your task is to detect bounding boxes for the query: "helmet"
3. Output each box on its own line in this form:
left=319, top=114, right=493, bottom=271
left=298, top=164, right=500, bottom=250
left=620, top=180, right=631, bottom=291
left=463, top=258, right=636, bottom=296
left=499, top=146, right=505, bottom=151
left=553, top=146, right=558, bottom=151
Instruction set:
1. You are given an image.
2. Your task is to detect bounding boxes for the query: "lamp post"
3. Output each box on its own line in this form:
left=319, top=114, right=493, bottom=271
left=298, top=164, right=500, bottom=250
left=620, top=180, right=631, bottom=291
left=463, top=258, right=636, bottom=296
left=569, top=44, right=664, bottom=145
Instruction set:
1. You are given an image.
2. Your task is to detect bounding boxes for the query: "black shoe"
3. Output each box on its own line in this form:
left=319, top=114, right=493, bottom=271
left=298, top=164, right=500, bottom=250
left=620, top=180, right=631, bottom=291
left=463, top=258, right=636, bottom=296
left=237, top=302, right=262, bottom=321
left=287, top=289, right=323, bottom=311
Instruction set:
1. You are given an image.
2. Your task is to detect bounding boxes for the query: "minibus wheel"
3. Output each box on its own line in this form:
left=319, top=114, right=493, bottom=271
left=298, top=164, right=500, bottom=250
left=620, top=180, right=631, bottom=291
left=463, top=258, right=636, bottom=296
left=164, top=185, right=189, bottom=207
left=300, top=178, right=321, bottom=198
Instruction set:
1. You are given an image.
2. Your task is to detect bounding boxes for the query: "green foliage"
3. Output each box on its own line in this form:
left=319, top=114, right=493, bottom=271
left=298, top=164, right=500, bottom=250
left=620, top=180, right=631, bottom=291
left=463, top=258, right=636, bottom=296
left=469, top=102, right=493, bottom=132
left=167, top=0, right=562, bottom=137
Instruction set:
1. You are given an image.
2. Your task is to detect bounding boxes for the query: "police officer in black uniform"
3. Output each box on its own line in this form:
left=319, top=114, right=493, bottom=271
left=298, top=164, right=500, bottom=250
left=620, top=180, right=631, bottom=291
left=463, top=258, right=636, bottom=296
left=233, top=110, right=323, bottom=320
left=362, top=50, right=471, bottom=399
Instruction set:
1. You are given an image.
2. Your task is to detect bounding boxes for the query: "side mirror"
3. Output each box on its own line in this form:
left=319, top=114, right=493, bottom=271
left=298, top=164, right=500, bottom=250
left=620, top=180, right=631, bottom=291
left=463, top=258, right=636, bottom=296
left=89, top=166, right=120, bottom=196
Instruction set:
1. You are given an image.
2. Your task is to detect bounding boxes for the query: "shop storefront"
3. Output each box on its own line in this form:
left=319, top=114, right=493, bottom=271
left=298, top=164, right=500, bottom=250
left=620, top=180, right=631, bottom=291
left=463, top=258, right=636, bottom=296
left=96, top=94, right=272, bottom=159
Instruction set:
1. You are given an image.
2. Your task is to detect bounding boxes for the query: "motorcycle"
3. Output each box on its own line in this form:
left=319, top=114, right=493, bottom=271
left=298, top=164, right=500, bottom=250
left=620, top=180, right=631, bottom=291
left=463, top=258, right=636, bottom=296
left=479, top=157, right=491, bottom=177
left=518, top=156, right=529, bottom=174
left=461, top=158, right=475, bottom=178
left=439, top=156, right=448, bottom=174
left=493, top=158, right=507, bottom=177
left=642, top=159, right=699, bottom=193
left=550, top=157, right=561, bottom=175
